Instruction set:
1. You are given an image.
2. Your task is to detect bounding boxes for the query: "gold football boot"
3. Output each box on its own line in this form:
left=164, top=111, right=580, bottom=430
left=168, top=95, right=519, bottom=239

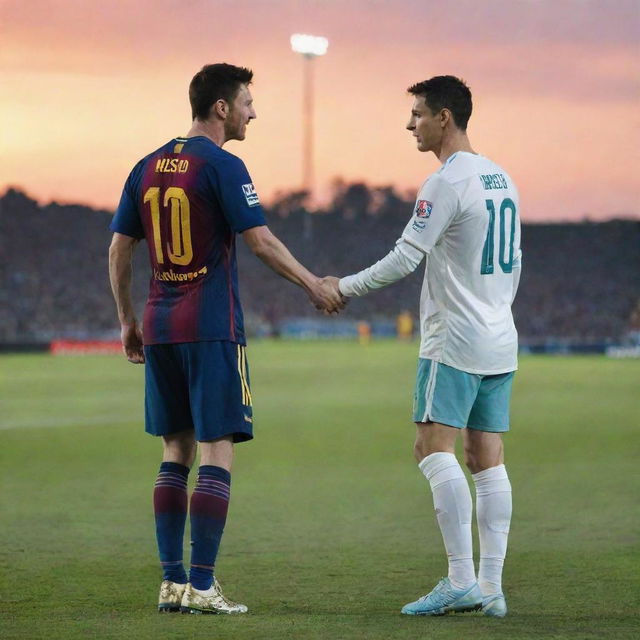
left=158, top=580, right=187, bottom=613
left=180, top=579, right=248, bottom=614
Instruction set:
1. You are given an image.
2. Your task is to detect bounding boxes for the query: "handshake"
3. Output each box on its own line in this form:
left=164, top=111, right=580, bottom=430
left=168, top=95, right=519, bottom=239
left=309, top=276, right=348, bottom=314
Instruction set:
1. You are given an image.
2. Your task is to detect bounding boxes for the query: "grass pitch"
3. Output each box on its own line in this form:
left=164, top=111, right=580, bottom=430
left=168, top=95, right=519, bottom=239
left=1, top=342, right=639, bottom=639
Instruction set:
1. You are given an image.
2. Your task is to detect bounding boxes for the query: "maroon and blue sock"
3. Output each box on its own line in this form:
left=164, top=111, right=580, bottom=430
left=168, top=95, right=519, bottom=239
left=189, top=465, right=231, bottom=590
left=153, top=461, right=190, bottom=584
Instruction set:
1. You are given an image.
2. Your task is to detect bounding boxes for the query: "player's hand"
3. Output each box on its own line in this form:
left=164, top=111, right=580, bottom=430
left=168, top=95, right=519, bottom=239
left=121, top=322, right=145, bottom=364
left=310, top=276, right=348, bottom=314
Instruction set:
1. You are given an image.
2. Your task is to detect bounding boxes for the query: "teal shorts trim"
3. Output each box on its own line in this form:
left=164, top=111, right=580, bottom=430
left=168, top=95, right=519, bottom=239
left=412, top=359, right=514, bottom=432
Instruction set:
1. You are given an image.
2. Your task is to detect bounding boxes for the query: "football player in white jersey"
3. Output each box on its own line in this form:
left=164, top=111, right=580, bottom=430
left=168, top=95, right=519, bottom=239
left=324, top=76, right=521, bottom=617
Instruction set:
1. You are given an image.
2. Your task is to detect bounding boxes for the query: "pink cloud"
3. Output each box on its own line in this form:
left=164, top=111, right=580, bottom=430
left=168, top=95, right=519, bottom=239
left=1, top=0, right=638, bottom=219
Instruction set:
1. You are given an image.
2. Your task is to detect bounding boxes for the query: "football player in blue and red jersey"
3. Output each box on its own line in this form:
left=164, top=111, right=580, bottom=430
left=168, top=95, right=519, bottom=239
left=108, top=63, right=345, bottom=615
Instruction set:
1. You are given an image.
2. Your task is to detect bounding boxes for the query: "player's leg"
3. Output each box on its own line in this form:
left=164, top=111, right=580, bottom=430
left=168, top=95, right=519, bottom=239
left=466, top=431, right=511, bottom=617
left=403, top=422, right=481, bottom=615
left=464, top=371, right=514, bottom=618
left=188, top=436, right=233, bottom=592
left=181, top=341, right=252, bottom=614
left=415, top=422, right=474, bottom=593
left=154, top=431, right=196, bottom=611
left=402, top=359, right=482, bottom=616
left=145, top=344, right=196, bottom=612
left=463, top=428, right=504, bottom=473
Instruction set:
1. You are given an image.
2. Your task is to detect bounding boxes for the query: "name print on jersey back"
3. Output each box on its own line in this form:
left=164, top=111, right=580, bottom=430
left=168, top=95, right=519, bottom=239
left=479, top=173, right=508, bottom=190
left=155, top=158, right=190, bottom=174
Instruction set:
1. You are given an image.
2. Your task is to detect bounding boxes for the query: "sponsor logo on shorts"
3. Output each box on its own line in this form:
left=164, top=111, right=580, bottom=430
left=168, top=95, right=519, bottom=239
left=415, top=200, right=432, bottom=218
left=242, top=183, right=260, bottom=207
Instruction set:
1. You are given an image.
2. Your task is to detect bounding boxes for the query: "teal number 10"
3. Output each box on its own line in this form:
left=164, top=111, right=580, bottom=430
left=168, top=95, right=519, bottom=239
left=481, top=198, right=516, bottom=275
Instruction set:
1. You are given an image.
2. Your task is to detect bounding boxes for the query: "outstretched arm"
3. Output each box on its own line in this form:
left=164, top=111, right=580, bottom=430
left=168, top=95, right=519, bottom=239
left=242, top=225, right=346, bottom=313
left=339, top=174, right=459, bottom=298
left=339, top=239, right=424, bottom=297
left=108, top=232, right=144, bottom=363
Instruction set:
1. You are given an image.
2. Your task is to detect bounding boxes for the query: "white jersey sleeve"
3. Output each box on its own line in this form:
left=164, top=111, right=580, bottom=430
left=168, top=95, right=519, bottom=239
left=337, top=173, right=459, bottom=298
left=339, top=239, right=424, bottom=297
left=401, top=174, right=460, bottom=254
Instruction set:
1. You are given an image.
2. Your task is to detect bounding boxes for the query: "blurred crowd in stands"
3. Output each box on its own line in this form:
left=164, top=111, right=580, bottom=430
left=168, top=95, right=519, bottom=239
left=1, top=186, right=638, bottom=344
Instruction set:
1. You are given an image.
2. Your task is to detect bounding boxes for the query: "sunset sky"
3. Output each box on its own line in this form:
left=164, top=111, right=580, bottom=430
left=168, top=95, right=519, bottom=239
left=2, top=0, right=639, bottom=221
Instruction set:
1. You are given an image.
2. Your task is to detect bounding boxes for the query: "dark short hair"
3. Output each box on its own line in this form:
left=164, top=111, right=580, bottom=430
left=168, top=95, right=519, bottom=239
left=407, top=75, right=472, bottom=131
left=189, top=63, right=253, bottom=120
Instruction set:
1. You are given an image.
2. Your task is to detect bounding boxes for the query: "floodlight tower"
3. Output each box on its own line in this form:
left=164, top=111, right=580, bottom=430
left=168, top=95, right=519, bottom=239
left=290, top=33, right=328, bottom=238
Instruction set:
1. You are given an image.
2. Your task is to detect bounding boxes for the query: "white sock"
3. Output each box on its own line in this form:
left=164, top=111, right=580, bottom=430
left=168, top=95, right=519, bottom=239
left=419, top=452, right=475, bottom=590
left=472, top=464, right=512, bottom=596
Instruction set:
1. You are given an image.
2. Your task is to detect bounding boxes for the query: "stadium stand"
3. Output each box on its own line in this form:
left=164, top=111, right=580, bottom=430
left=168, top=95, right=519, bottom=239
left=1, top=187, right=638, bottom=346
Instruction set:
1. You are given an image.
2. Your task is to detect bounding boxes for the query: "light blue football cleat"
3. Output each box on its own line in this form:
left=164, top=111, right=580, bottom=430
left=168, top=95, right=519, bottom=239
left=401, top=578, right=483, bottom=616
left=482, top=593, right=507, bottom=617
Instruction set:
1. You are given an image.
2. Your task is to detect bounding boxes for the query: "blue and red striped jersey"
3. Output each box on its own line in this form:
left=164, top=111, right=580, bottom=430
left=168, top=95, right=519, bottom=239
left=110, top=136, right=265, bottom=345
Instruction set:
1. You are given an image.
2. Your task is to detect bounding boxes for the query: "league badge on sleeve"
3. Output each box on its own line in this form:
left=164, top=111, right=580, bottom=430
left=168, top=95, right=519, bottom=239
left=242, top=183, right=260, bottom=207
left=415, top=200, right=433, bottom=218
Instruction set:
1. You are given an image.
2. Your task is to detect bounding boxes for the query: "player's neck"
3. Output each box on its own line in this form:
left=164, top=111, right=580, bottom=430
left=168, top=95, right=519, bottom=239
left=185, top=120, right=226, bottom=147
left=436, top=131, right=475, bottom=164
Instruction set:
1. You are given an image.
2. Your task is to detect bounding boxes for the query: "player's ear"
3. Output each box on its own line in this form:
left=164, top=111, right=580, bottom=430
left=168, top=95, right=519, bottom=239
left=213, top=99, right=228, bottom=120
left=439, top=109, right=451, bottom=128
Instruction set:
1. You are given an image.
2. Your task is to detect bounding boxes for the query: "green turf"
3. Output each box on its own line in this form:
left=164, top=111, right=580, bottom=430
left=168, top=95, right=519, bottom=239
left=1, top=343, right=639, bottom=639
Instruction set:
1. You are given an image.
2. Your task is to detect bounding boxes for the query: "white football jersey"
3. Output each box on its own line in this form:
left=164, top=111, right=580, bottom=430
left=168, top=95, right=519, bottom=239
left=402, top=151, right=521, bottom=374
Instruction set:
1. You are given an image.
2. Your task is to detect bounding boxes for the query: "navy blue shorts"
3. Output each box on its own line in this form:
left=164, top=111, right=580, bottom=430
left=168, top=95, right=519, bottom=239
left=144, top=341, right=253, bottom=443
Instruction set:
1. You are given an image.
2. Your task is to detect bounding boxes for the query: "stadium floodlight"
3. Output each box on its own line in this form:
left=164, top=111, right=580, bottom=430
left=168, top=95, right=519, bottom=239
left=290, top=34, right=329, bottom=57
left=290, top=34, right=329, bottom=238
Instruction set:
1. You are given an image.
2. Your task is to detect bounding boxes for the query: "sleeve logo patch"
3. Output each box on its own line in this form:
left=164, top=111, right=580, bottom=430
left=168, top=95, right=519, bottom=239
left=415, top=200, right=432, bottom=218
left=242, top=183, right=260, bottom=207
left=412, top=219, right=427, bottom=232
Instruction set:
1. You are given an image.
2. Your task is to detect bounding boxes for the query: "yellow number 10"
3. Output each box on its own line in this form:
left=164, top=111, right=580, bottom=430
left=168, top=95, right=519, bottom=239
left=143, top=186, right=193, bottom=266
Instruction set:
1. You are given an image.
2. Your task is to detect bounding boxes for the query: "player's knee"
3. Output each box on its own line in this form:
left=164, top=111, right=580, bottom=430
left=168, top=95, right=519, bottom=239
left=463, top=441, right=481, bottom=473
left=414, top=437, right=445, bottom=463
left=183, top=440, right=197, bottom=467
left=464, top=454, right=480, bottom=474
left=464, top=446, right=501, bottom=474
left=163, top=432, right=197, bottom=467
